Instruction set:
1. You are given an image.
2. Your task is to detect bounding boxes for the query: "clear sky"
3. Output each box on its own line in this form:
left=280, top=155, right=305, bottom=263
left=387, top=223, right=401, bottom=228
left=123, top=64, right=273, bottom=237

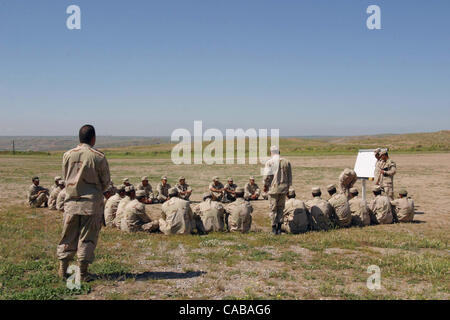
left=1, top=0, right=449, bottom=136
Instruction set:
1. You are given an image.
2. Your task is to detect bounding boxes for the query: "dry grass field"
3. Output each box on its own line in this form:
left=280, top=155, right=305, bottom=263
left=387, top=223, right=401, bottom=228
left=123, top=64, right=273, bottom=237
left=0, top=149, right=449, bottom=300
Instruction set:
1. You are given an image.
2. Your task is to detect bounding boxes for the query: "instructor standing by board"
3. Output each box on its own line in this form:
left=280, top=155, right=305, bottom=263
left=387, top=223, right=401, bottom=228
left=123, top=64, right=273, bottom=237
left=375, top=150, right=396, bottom=200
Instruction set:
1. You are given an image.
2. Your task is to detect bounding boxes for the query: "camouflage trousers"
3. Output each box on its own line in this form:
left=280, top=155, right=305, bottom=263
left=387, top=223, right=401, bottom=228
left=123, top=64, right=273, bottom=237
left=57, top=213, right=103, bottom=264
left=269, top=193, right=286, bottom=226
left=30, top=193, right=48, bottom=208
left=383, top=185, right=394, bottom=200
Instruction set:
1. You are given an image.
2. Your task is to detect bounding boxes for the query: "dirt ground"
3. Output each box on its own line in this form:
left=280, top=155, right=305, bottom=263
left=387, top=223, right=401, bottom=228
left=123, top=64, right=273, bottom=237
left=0, top=153, right=449, bottom=299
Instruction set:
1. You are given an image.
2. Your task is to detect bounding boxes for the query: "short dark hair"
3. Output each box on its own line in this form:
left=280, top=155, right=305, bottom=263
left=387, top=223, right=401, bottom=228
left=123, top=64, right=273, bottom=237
left=373, top=190, right=382, bottom=196
left=235, top=192, right=244, bottom=198
left=79, top=125, right=96, bottom=144
left=328, top=188, right=336, bottom=195
left=287, top=193, right=296, bottom=199
left=312, top=191, right=321, bottom=197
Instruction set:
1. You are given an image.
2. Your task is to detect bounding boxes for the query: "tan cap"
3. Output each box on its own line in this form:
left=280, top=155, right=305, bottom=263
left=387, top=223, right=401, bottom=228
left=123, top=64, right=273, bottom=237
left=349, top=187, right=358, bottom=195
left=288, top=187, right=295, bottom=197
left=141, top=176, right=148, bottom=181
left=372, top=185, right=382, bottom=192
left=374, top=148, right=381, bottom=154
left=54, top=176, right=62, bottom=182
left=380, top=150, right=388, bottom=156
left=249, top=176, right=255, bottom=180
left=227, top=177, right=233, bottom=181
left=212, top=176, right=219, bottom=181
left=117, top=184, right=126, bottom=192
left=327, top=184, right=336, bottom=192
left=32, top=176, right=39, bottom=181
left=122, top=178, right=129, bottom=183
left=161, top=176, right=168, bottom=180
left=398, top=189, right=408, bottom=196
left=178, top=176, right=185, bottom=180
left=312, top=186, right=321, bottom=193
left=136, top=190, right=146, bottom=197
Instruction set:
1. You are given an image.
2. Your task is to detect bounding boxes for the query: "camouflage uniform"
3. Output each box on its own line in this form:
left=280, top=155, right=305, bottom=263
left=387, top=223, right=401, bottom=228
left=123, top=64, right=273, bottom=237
left=209, top=180, right=225, bottom=202
left=48, top=185, right=63, bottom=210
left=263, top=154, right=292, bottom=227
left=328, top=192, right=352, bottom=228
left=156, top=181, right=171, bottom=202
left=244, top=181, right=261, bottom=201
left=225, top=197, right=253, bottom=233
left=338, top=168, right=357, bottom=198
left=27, top=183, right=49, bottom=208
left=114, top=195, right=131, bottom=228
left=159, top=197, right=195, bottom=235
left=56, top=188, right=66, bottom=212
left=56, top=143, right=110, bottom=265
left=369, top=194, right=393, bottom=224
left=282, top=197, right=309, bottom=234
left=223, top=181, right=237, bottom=202
left=104, top=193, right=123, bottom=227
left=305, top=188, right=333, bottom=231
left=137, top=178, right=155, bottom=202
left=348, top=194, right=371, bottom=227
left=175, top=182, right=192, bottom=201
left=390, top=191, right=414, bottom=223
left=378, top=159, right=396, bottom=200
left=193, top=197, right=226, bottom=232
left=121, top=197, right=159, bottom=232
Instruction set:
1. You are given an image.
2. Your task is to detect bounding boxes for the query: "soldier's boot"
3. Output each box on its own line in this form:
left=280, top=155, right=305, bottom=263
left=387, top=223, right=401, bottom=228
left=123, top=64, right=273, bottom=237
left=79, top=262, right=94, bottom=282
left=58, top=259, right=69, bottom=279
left=276, top=223, right=282, bottom=235
left=272, top=224, right=277, bottom=235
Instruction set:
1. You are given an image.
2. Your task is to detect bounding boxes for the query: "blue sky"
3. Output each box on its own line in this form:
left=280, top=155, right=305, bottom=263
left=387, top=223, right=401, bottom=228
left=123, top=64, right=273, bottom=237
left=0, top=0, right=449, bottom=136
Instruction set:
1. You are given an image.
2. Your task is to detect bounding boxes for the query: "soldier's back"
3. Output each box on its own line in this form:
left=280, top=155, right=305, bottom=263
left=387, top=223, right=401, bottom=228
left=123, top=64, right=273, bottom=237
left=328, top=193, right=352, bottom=227
left=305, top=197, right=332, bottom=231
left=371, top=195, right=393, bottom=224
left=392, top=198, right=414, bottom=222
left=283, top=198, right=309, bottom=234
left=226, top=198, right=253, bottom=233
left=349, top=197, right=371, bottom=227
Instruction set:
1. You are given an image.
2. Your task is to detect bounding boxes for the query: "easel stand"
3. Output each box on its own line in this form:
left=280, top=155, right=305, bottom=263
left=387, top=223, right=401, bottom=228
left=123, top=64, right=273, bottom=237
left=359, top=178, right=368, bottom=202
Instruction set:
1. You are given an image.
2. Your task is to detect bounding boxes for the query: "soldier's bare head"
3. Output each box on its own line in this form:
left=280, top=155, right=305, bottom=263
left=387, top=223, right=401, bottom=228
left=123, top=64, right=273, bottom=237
left=79, top=124, right=96, bottom=146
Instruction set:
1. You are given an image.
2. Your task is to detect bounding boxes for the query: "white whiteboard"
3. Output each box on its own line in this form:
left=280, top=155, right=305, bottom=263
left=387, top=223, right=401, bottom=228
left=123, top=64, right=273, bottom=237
left=354, top=149, right=377, bottom=179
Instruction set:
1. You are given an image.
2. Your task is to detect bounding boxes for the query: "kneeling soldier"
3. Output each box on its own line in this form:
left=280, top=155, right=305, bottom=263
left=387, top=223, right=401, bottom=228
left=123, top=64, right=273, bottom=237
left=121, top=190, right=159, bottom=232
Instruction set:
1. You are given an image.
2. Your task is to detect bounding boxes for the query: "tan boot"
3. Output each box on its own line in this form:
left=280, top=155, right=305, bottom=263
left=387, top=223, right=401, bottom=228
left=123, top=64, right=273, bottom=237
left=58, top=259, right=69, bottom=279
left=79, top=261, right=93, bottom=282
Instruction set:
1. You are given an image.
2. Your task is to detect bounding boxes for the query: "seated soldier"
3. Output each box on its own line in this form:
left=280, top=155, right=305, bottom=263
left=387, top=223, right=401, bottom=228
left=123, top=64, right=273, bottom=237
left=175, top=176, right=192, bottom=201
left=56, top=184, right=66, bottom=212
left=223, top=177, right=237, bottom=203
left=114, top=186, right=135, bottom=228
left=224, top=187, right=253, bottom=233
left=193, top=192, right=226, bottom=232
left=390, top=189, right=414, bottom=223
left=348, top=188, right=371, bottom=227
left=104, top=184, right=126, bottom=227
left=327, top=184, right=352, bottom=228
left=159, top=188, right=203, bottom=235
left=305, top=187, right=333, bottom=231
left=244, top=176, right=261, bottom=201
left=48, top=179, right=64, bottom=210
left=50, top=176, right=62, bottom=193
left=369, top=185, right=393, bottom=224
left=137, top=176, right=156, bottom=204
left=209, top=176, right=225, bottom=202
left=121, top=190, right=159, bottom=233
left=282, top=187, right=309, bottom=234
left=156, top=176, right=171, bottom=203
left=28, top=176, right=49, bottom=208
left=122, top=178, right=133, bottom=188
left=108, top=181, right=117, bottom=196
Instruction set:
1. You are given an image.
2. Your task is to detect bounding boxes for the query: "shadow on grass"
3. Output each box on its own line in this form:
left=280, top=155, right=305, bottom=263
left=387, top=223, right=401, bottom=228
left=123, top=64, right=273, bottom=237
left=93, top=270, right=206, bottom=281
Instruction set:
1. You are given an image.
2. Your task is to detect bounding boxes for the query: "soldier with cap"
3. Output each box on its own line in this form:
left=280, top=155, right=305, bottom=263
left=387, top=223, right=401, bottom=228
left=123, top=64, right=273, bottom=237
left=104, top=184, right=126, bottom=227
left=305, top=187, right=333, bottom=231
left=193, top=192, right=226, bottom=232
left=244, top=176, right=261, bottom=201
left=348, top=188, right=371, bottom=227
left=263, top=145, right=292, bottom=235
left=49, top=179, right=64, bottom=210
left=281, top=187, right=309, bottom=234
left=56, top=184, right=66, bottom=212
left=56, top=124, right=111, bottom=282
left=224, top=187, right=253, bottom=233
left=51, top=176, right=62, bottom=193
left=209, top=176, right=225, bottom=202
left=327, top=184, right=352, bottom=228
left=159, top=187, right=202, bottom=235
left=114, top=185, right=135, bottom=228
left=156, top=176, right=171, bottom=203
left=122, top=178, right=132, bottom=187
left=223, top=177, right=238, bottom=203
left=369, top=185, right=393, bottom=224
left=175, top=176, right=192, bottom=201
left=121, top=190, right=159, bottom=233
left=390, top=189, right=415, bottom=223
left=27, top=176, right=49, bottom=208
left=137, top=176, right=156, bottom=204
left=376, top=150, right=397, bottom=200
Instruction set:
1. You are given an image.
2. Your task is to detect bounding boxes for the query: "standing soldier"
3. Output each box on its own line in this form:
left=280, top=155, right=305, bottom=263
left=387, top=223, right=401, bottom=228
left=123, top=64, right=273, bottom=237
left=281, top=187, right=309, bottom=234
left=390, top=189, right=415, bottom=223
left=156, top=176, right=171, bottom=203
left=137, top=176, right=156, bottom=203
left=209, top=176, right=225, bottom=202
left=57, top=125, right=111, bottom=282
left=376, top=150, right=397, bottom=200
left=224, top=187, right=253, bottom=233
left=244, top=176, right=261, bottom=201
left=262, top=146, right=292, bottom=235
left=27, top=176, right=49, bottom=208
left=175, top=176, right=193, bottom=201
left=374, top=148, right=382, bottom=183
left=223, top=177, right=237, bottom=202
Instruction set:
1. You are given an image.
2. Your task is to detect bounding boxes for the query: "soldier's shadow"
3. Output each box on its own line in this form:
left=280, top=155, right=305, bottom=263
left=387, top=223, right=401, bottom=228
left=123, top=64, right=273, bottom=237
left=93, top=270, right=206, bottom=281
